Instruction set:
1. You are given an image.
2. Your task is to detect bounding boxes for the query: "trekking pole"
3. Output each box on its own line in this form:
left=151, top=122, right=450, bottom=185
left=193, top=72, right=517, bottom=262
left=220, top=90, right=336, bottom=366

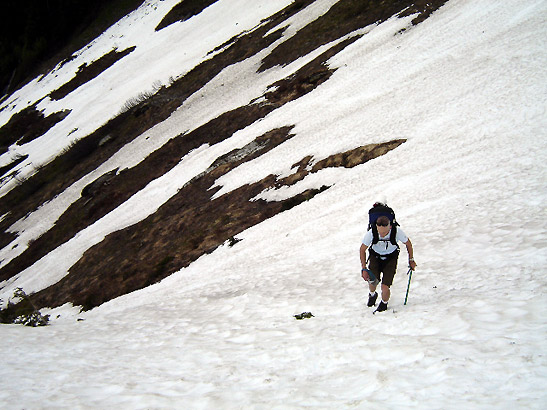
left=404, top=267, right=413, bottom=305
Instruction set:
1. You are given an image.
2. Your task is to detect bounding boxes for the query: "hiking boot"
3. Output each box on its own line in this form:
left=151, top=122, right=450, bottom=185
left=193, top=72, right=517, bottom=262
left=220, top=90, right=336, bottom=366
left=367, top=292, right=378, bottom=307
left=374, top=301, right=388, bottom=313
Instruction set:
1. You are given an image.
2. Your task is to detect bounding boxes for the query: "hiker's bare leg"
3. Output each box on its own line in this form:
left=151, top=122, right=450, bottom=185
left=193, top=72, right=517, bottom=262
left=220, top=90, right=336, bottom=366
left=381, top=284, right=391, bottom=302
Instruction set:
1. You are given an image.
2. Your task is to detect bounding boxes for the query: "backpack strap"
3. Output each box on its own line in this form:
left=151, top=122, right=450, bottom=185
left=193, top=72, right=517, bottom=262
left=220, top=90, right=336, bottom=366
left=372, top=226, right=399, bottom=247
left=389, top=225, right=398, bottom=246
left=371, top=224, right=379, bottom=245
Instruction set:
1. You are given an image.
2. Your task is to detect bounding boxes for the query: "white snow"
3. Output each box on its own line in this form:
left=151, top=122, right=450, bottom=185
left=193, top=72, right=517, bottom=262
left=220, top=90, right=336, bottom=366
left=0, top=0, right=546, bottom=408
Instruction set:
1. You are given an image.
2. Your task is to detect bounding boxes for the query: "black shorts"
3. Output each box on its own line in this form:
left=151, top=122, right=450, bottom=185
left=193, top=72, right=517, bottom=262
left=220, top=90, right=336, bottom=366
left=368, top=250, right=399, bottom=286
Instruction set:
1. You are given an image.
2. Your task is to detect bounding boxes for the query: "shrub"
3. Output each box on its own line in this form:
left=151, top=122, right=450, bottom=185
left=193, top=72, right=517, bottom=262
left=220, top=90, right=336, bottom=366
left=13, top=311, right=50, bottom=327
left=1, top=288, right=50, bottom=327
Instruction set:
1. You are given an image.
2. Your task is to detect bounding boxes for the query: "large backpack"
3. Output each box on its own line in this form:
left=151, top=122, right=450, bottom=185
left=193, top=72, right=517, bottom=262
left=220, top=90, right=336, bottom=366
left=368, top=202, right=399, bottom=246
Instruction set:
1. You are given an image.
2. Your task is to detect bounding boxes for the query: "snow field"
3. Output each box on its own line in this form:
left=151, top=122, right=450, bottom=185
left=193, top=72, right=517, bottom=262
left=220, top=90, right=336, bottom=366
left=0, top=0, right=546, bottom=408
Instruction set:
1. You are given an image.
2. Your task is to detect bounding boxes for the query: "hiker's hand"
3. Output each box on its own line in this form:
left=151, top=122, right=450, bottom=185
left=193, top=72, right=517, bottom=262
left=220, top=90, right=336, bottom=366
left=361, top=269, right=370, bottom=281
left=409, top=259, right=417, bottom=270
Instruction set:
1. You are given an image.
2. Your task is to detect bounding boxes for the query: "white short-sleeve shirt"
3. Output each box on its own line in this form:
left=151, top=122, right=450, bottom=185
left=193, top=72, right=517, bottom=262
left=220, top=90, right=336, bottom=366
left=362, top=227, right=408, bottom=255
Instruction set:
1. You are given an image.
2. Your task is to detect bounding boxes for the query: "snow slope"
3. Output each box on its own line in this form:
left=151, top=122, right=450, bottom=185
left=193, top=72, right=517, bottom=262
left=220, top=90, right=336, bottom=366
left=1, top=0, right=546, bottom=408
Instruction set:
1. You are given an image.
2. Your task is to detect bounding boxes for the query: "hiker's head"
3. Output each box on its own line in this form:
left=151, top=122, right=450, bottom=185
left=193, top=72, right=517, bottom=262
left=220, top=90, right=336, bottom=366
left=376, top=216, right=391, bottom=234
left=376, top=216, right=390, bottom=226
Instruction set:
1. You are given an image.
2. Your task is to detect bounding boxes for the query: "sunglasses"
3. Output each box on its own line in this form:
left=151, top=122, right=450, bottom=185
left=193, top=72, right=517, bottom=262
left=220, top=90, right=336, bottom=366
left=376, top=220, right=390, bottom=227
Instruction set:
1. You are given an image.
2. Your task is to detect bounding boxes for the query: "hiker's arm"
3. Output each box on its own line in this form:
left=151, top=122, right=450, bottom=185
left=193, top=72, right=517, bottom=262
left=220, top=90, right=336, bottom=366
left=405, top=239, right=417, bottom=270
left=360, top=243, right=370, bottom=280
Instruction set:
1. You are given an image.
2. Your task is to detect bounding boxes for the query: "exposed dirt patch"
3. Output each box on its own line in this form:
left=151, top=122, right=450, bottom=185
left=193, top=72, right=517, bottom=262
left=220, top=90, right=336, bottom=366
left=49, top=46, right=136, bottom=100
left=155, top=0, right=220, bottom=31
left=259, top=0, right=448, bottom=72
left=400, top=0, right=448, bottom=26
left=0, top=105, right=71, bottom=155
left=0, top=154, right=27, bottom=179
left=279, top=140, right=407, bottom=187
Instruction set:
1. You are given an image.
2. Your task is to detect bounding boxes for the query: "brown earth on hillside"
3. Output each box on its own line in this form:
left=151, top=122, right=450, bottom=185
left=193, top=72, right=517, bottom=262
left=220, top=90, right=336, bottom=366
left=155, top=0, right=221, bottom=31
left=259, top=0, right=447, bottom=72
left=0, top=106, right=71, bottom=155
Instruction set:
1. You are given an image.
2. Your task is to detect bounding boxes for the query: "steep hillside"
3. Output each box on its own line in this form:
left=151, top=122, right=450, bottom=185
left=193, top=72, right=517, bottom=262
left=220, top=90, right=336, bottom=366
left=0, top=0, right=545, bottom=408
left=0, top=0, right=446, bottom=316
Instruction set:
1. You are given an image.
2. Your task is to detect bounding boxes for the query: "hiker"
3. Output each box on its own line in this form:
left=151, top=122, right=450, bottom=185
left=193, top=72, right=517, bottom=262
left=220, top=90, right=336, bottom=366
left=360, top=206, right=416, bottom=312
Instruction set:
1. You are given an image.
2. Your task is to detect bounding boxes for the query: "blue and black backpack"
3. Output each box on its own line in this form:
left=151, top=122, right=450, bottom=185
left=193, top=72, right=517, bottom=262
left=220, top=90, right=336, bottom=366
left=368, top=202, right=399, bottom=246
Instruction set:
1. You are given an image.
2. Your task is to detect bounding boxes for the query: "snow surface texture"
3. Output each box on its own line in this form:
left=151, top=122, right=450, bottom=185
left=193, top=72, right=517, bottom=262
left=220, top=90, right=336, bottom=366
left=1, top=0, right=547, bottom=408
